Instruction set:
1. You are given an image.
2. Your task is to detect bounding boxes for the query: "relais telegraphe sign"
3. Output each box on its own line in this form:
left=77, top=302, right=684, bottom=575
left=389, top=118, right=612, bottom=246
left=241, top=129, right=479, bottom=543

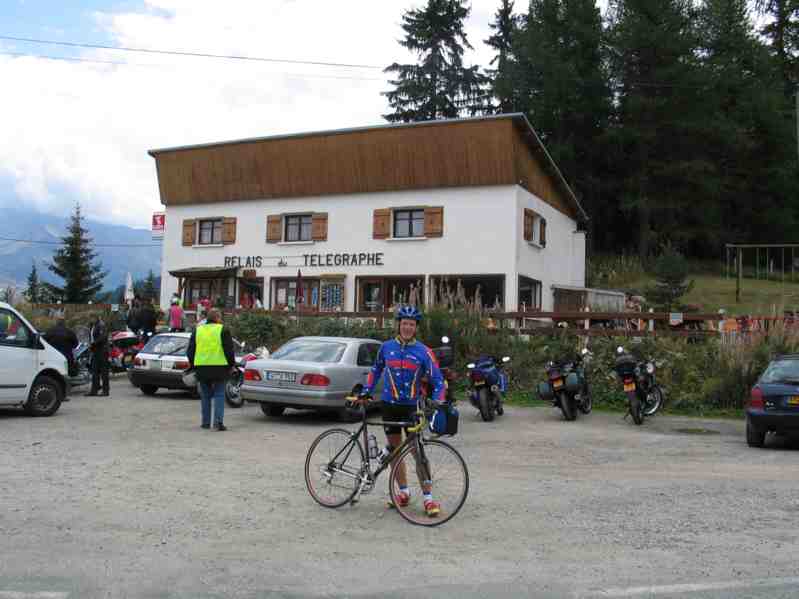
left=223, top=252, right=385, bottom=269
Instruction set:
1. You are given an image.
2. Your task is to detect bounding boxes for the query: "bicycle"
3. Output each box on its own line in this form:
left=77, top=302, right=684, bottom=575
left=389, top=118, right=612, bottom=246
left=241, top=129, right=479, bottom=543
left=304, top=397, right=469, bottom=527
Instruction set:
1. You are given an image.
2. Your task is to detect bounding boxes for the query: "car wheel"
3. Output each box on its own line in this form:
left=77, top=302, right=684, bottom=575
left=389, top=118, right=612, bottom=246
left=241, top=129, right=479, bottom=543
left=24, top=376, right=63, bottom=417
left=140, top=385, right=158, bottom=396
left=261, top=404, right=285, bottom=417
left=746, top=418, right=766, bottom=448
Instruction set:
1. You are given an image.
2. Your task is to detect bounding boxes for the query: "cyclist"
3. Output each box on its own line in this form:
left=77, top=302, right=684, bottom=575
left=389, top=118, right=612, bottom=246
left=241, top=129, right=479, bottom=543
left=358, top=304, right=446, bottom=517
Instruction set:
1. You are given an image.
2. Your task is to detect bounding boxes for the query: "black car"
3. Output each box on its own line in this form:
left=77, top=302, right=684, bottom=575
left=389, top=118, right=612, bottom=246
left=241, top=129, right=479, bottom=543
left=746, top=354, right=799, bottom=447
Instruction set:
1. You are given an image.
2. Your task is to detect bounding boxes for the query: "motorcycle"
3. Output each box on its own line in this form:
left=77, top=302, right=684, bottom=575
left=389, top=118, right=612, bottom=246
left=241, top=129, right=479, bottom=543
left=466, top=354, right=510, bottom=422
left=225, top=343, right=269, bottom=408
left=613, top=346, right=664, bottom=425
left=538, top=348, right=593, bottom=421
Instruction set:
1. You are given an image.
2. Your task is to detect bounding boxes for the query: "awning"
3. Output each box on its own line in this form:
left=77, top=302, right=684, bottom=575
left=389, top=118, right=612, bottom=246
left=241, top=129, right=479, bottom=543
left=168, top=266, right=238, bottom=279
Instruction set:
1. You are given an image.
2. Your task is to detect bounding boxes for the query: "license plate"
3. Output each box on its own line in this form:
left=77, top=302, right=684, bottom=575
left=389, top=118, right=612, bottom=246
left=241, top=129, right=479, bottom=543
left=265, top=371, right=296, bottom=383
left=789, top=396, right=799, bottom=406
left=148, top=360, right=161, bottom=371
left=552, top=378, right=564, bottom=389
left=624, top=382, right=636, bottom=392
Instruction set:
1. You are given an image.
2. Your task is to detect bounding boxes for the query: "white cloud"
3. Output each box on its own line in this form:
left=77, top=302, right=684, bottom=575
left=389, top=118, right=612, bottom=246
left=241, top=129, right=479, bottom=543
left=0, top=0, right=518, bottom=228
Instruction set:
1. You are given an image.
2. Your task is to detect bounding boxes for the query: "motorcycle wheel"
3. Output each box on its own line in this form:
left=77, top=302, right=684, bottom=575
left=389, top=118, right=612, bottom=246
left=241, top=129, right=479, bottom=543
left=495, top=392, right=504, bottom=416
left=629, top=393, right=644, bottom=425
left=578, top=386, right=593, bottom=414
left=643, top=385, right=664, bottom=416
left=478, top=388, right=494, bottom=422
left=559, top=392, right=576, bottom=421
left=225, top=372, right=244, bottom=408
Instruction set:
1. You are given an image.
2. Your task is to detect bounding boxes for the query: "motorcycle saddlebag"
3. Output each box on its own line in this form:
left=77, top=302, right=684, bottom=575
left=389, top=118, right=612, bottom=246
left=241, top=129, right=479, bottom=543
left=537, top=381, right=554, bottom=400
left=430, top=404, right=459, bottom=436
left=565, top=372, right=582, bottom=394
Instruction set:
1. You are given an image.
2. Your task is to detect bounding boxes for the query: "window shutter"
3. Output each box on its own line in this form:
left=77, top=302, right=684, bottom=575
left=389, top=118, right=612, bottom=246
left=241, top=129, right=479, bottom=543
left=523, top=209, right=534, bottom=242
left=424, top=206, right=444, bottom=237
left=222, top=217, right=237, bottom=245
left=182, top=219, right=196, bottom=246
left=312, top=212, right=328, bottom=241
left=540, top=218, right=547, bottom=247
left=373, top=209, right=390, bottom=239
left=266, top=215, right=282, bottom=243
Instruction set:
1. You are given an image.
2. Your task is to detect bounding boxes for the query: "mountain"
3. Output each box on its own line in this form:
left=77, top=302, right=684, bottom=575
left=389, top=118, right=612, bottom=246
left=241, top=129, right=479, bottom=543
left=0, top=205, right=162, bottom=293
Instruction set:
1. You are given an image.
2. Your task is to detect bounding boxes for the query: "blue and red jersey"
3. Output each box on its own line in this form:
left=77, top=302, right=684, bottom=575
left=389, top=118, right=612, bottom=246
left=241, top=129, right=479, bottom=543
left=363, top=337, right=445, bottom=406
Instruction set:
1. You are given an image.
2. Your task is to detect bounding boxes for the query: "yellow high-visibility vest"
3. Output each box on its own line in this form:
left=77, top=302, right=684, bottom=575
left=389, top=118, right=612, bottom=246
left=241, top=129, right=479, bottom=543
left=194, top=323, right=227, bottom=366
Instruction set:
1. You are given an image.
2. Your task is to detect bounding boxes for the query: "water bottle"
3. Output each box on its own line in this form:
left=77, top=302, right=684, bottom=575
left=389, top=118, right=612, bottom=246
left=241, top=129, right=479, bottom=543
left=367, top=434, right=379, bottom=459
left=377, top=445, right=392, bottom=464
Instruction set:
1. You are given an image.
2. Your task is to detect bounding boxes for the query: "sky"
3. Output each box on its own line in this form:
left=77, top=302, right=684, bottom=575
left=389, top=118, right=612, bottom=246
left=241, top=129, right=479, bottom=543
left=0, top=0, right=611, bottom=229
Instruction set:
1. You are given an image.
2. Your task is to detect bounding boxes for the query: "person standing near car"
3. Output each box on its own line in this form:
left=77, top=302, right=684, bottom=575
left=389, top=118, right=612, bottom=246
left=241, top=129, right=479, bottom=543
left=168, top=298, right=185, bottom=332
left=44, top=318, right=79, bottom=376
left=127, top=297, right=141, bottom=335
left=85, top=315, right=110, bottom=397
left=358, top=305, right=445, bottom=517
left=187, top=308, right=235, bottom=431
left=139, top=298, right=158, bottom=338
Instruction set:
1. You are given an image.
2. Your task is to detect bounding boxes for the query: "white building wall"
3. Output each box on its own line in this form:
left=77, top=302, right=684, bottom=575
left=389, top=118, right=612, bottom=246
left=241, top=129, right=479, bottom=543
left=160, top=185, right=521, bottom=310
left=514, top=187, right=586, bottom=311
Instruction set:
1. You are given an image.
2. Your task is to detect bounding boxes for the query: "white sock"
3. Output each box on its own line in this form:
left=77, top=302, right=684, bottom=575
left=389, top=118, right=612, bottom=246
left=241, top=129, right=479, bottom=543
left=399, top=486, right=409, bottom=495
left=424, top=492, right=433, bottom=502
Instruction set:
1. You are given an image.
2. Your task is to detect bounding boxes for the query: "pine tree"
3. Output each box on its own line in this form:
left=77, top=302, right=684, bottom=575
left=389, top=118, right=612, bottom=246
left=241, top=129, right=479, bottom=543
left=46, top=203, right=107, bottom=303
left=647, top=245, right=694, bottom=311
left=485, top=0, right=521, bottom=113
left=142, top=270, right=157, bottom=301
left=383, top=0, right=492, bottom=122
left=755, top=0, right=799, bottom=97
left=25, top=262, right=41, bottom=304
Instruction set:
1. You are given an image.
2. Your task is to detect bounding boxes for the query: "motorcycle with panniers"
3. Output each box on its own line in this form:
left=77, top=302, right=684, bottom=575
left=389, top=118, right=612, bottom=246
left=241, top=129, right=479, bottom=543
left=466, top=355, right=510, bottom=421
left=613, top=346, right=664, bottom=425
left=538, top=348, right=593, bottom=420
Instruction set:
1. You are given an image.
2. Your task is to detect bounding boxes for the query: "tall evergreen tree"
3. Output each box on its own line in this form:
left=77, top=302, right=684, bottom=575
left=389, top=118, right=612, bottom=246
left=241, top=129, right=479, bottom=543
left=606, top=0, right=705, bottom=257
left=46, top=204, right=107, bottom=303
left=755, top=0, right=799, bottom=97
left=384, top=0, right=492, bottom=122
left=142, top=269, right=157, bottom=301
left=485, top=0, right=521, bottom=113
left=25, top=261, right=41, bottom=304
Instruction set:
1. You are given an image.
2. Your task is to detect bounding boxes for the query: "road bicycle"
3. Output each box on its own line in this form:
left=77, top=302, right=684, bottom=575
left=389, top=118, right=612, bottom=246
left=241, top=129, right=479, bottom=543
left=304, top=397, right=469, bottom=527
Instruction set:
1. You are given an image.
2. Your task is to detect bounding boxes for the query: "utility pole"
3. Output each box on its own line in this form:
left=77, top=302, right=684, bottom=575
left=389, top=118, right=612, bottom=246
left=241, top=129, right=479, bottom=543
left=736, top=249, right=742, bottom=304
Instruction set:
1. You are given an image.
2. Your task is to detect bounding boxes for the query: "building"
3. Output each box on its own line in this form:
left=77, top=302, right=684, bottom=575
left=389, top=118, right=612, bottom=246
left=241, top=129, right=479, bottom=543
left=149, top=114, right=588, bottom=313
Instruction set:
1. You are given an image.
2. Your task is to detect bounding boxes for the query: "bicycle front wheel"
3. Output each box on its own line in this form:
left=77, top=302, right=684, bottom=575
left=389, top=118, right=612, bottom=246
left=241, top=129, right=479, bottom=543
left=305, top=428, right=365, bottom=508
left=389, top=438, right=469, bottom=527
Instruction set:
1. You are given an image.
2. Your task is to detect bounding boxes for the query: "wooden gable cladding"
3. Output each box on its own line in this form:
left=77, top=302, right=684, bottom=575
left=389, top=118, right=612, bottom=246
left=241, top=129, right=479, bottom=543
left=151, top=116, right=583, bottom=223
left=312, top=212, right=328, bottom=241
left=424, top=206, right=444, bottom=237
left=182, top=219, right=196, bottom=246
left=266, top=215, right=282, bottom=243
left=373, top=209, right=390, bottom=239
left=222, top=217, right=237, bottom=245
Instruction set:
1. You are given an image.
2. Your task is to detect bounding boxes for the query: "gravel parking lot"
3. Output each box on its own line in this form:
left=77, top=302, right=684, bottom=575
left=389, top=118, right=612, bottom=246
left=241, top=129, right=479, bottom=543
left=1, top=378, right=798, bottom=599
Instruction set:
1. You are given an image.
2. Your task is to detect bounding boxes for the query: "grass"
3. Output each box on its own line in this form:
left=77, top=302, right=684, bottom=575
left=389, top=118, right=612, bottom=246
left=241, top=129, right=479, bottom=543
left=623, top=273, right=799, bottom=316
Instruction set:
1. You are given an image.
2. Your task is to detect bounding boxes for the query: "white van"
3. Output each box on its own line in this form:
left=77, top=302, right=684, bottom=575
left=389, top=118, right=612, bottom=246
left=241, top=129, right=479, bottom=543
left=0, top=302, right=71, bottom=416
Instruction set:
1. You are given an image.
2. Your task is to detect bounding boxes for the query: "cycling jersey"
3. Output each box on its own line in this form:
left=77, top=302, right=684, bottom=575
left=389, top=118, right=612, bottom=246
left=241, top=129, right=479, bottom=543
left=363, top=337, right=445, bottom=406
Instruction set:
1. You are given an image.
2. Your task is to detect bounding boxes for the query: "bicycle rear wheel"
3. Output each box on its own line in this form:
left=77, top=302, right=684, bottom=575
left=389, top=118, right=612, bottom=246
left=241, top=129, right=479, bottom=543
left=305, top=428, right=364, bottom=508
left=389, top=438, right=469, bottom=527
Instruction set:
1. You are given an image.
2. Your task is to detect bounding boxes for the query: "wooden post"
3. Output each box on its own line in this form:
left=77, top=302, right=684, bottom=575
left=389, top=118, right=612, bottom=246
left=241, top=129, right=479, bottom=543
left=736, top=249, right=742, bottom=303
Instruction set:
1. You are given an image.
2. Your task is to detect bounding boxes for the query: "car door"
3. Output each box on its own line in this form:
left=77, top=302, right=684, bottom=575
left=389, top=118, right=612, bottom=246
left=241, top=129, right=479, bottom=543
left=0, top=308, right=36, bottom=403
left=356, top=343, right=383, bottom=395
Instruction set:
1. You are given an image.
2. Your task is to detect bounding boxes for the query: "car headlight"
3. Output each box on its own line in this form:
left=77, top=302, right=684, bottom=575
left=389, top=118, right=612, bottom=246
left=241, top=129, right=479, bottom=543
left=646, top=362, right=655, bottom=374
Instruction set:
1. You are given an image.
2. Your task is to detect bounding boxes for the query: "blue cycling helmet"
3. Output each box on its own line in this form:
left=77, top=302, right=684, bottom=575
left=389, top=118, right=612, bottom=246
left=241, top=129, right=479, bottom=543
left=395, top=305, right=422, bottom=322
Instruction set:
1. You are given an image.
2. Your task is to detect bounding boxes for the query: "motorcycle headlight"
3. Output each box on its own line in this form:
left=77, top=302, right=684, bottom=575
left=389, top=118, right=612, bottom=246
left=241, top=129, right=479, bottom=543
left=467, top=363, right=475, bottom=369
left=646, top=362, right=655, bottom=374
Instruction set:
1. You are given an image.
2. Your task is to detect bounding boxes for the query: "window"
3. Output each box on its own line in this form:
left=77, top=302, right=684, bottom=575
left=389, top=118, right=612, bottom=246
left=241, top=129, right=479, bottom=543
left=0, top=309, right=31, bottom=347
left=142, top=335, right=189, bottom=356
left=524, top=209, right=546, bottom=247
left=518, top=276, right=542, bottom=311
left=357, top=343, right=380, bottom=367
left=198, top=219, right=223, bottom=245
left=189, top=280, right=212, bottom=306
left=271, top=339, right=347, bottom=363
left=285, top=214, right=313, bottom=242
left=272, top=278, right=320, bottom=311
left=393, top=209, right=424, bottom=238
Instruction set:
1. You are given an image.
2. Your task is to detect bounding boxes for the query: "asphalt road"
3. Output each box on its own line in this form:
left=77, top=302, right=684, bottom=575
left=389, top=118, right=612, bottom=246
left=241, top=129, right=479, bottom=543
left=0, top=379, right=797, bottom=599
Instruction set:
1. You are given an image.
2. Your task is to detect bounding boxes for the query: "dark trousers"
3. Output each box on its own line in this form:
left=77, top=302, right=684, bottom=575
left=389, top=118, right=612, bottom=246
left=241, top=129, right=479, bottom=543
left=90, top=347, right=110, bottom=393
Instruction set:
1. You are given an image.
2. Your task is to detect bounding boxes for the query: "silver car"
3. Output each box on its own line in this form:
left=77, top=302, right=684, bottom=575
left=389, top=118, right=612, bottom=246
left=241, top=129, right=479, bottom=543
left=241, top=336, right=383, bottom=418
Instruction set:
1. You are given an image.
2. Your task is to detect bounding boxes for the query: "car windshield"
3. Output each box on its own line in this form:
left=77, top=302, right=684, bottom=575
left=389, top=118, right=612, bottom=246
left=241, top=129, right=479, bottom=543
left=271, top=340, right=346, bottom=363
left=760, top=359, right=799, bottom=384
left=142, top=335, right=189, bottom=356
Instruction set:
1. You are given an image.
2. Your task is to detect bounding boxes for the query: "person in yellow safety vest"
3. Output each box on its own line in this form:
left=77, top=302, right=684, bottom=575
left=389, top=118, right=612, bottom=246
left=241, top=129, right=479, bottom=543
left=187, top=308, right=235, bottom=431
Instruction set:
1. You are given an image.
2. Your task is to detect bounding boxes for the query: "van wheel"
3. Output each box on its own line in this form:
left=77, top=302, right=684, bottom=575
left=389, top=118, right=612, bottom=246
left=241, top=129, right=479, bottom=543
left=24, top=376, right=63, bottom=417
